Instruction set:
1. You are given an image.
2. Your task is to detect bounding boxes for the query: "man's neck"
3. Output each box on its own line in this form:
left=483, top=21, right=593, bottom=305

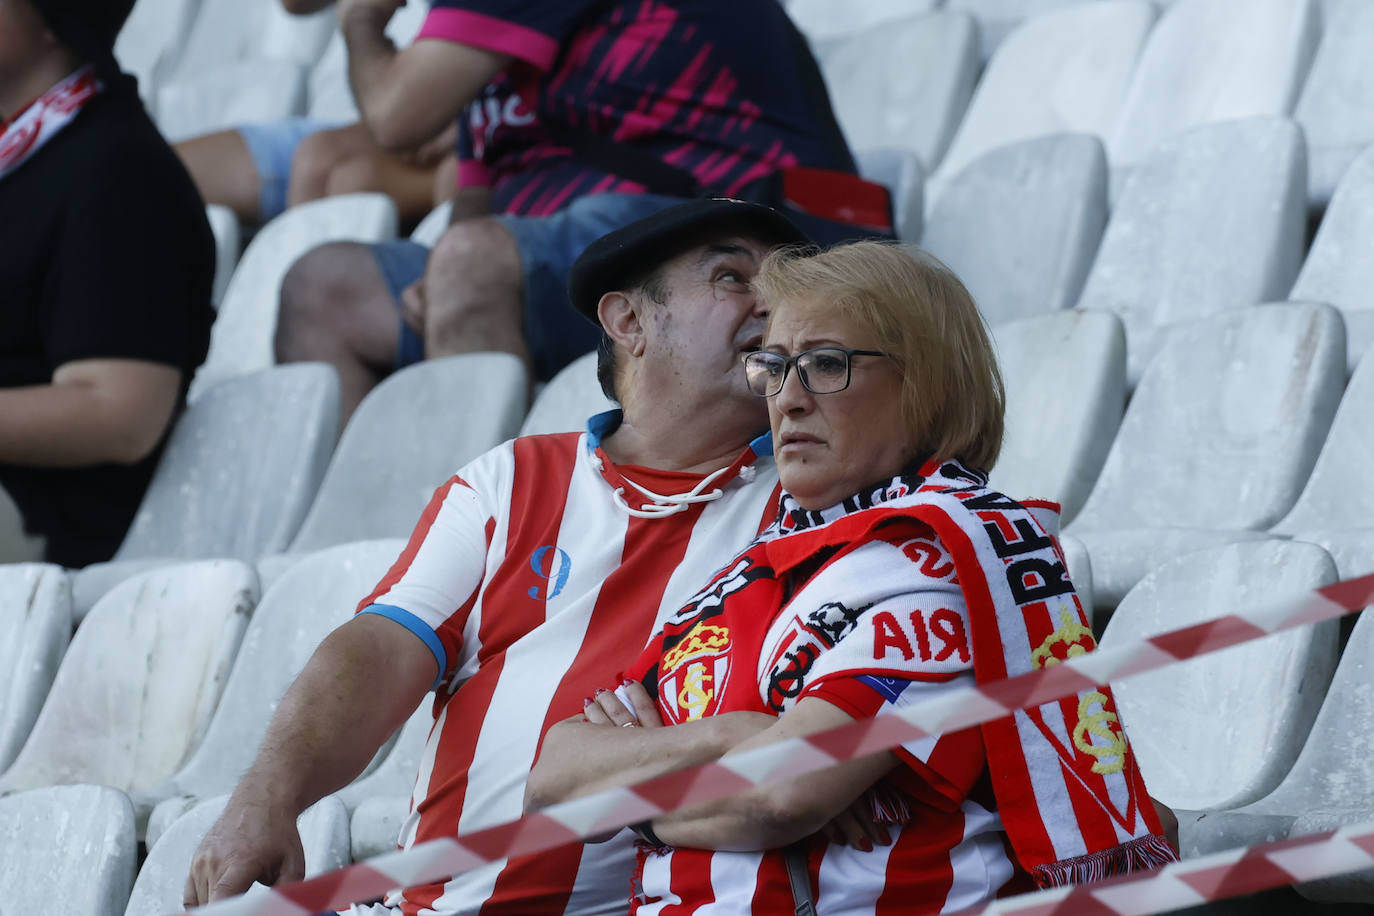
left=0, top=56, right=83, bottom=124
left=602, top=405, right=764, bottom=475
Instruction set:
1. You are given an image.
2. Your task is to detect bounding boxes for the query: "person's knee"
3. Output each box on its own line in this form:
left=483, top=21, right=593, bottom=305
left=322, top=153, right=383, bottom=198
left=426, top=220, right=522, bottom=308
left=276, top=241, right=379, bottom=361
left=287, top=130, right=350, bottom=205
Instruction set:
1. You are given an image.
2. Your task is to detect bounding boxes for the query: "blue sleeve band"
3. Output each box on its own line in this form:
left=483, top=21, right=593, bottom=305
left=359, top=604, right=448, bottom=690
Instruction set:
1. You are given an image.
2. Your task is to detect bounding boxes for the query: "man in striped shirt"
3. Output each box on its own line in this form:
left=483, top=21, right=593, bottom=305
left=185, top=199, right=810, bottom=915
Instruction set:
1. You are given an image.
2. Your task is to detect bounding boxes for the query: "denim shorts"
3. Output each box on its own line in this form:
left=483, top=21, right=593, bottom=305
left=237, top=117, right=347, bottom=220
left=369, top=191, right=683, bottom=380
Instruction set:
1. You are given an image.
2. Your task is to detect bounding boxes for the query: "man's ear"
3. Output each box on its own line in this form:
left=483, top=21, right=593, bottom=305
left=597, top=291, right=647, bottom=358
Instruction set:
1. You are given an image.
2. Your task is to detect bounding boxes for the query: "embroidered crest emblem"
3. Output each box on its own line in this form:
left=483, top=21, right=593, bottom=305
left=1031, top=605, right=1096, bottom=669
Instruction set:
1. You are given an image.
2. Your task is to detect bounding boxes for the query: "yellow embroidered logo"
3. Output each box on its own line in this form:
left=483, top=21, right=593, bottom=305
left=661, top=623, right=730, bottom=671
left=677, top=662, right=716, bottom=721
left=1031, top=605, right=1096, bottom=670
left=1072, top=690, right=1127, bottom=775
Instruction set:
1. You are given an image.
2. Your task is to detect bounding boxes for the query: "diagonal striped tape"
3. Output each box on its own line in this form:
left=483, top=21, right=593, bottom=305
left=181, top=573, right=1374, bottom=916
left=941, top=818, right=1374, bottom=915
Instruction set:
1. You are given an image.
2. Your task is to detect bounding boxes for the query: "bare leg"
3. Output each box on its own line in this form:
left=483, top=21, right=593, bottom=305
left=285, top=122, right=373, bottom=209
left=275, top=242, right=403, bottom=422
left=323, top=152, right=443, bottom=231
left=421, top=219, right=530, bottom=374
left=175, top=130, right=262, bottom=222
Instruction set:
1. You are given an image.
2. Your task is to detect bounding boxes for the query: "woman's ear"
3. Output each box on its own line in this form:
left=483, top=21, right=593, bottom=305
left=598, top=291, right=647, bottom=358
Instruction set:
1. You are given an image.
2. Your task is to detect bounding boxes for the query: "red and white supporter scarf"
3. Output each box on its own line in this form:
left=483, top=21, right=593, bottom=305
left=761, top=457, right=1179, bottom=887
left=0, top=66, right=101, bottom=183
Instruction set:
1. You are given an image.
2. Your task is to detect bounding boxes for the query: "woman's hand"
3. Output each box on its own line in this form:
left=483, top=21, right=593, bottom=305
left=819, top=791, right=892, bottom=851
left=583, top=680, right=663, bottom=729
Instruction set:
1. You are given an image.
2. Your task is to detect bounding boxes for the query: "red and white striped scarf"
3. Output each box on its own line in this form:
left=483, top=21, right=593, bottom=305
left=767, top=457, right=1178, bottom=887
left=0, top=66, right=101, bottom=183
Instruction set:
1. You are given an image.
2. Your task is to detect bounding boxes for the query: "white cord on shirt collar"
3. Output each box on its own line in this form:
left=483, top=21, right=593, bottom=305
left=612, top=464, right=734, bottom=518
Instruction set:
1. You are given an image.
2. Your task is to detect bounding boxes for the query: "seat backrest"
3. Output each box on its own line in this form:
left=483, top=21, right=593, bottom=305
left=288, top=354, right=527, bottom=554
left=124, top=794, right=348, bottom=916
left=409, top=199, right=456, bottom=247
left=819, top=11, right=979, bottom=171
left=1102, top=540, right=1339, bottom=810
left=988, top=309, right=1125, bottom=525
left=0, top=563, right=70, bottom=774
left=155, top=540, right=403, bottom=803
left=854, top=148, right=925, bottom=242
left=0, top=785, right=137, bottom=916
left=189, top=193, right=398, bottom=401
left=924, top=133, right=1108, bottom=326
left=945, top=0, right=1116, bottom=60
left=0, top=561, right=258, bottom=795
left=520, top=351, right=616, bottom=437
left=1273, top=342, right=1374, bottom=535
left=786, top=0, right=939, bottom=41
left=205, top=204, right=240, bottom=308
left=117, top=363, right=339, bottom=562
left=1076, top=117, right=1307, bottom=384
left=935, top=1, right=1155, bottom=186
left=1290, top=142, right=1374, bottom=343
left=156, top=58, right=308, bottom=144
left=1293, top=0, right=1374, bottom=204
left=1249, top=593, right=1374, bottom=814
left=1071, top=302, right=1345, bottom=532
left=336, top=699, right=434, bottom=810
left=1107, top=0, right=1319, bottom=169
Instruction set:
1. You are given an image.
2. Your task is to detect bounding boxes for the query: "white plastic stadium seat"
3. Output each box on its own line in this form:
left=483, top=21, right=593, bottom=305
left=1290, top=143, right=1374, bottom=374
left=988, top=310, right=1125, bottom=527
left=923, top=133, right=1108, bottom=327
left=0, top=562, right=257, bottom=798
left=190, top=192, right=398, bottom=400
left=1106, top=0, right=1319, bottom=174
left=287, top=353, right=528, bottom=555
left=520, top=351, right=617, bottom=437
left=70, top=363, right=337, bottom=621
left=140, top=540, right=405, bottom=824
left=1067, top=303, right=1346, bottom=608
left=785, top=0, right=939, bottom=41
left=205, top=203, right=240, bottom=308
left=854, top=148, right=924, bottom=243
left=164, top=0, right=333, bottom=85
left=1183, top=604, right=1374, bottom=905
left=0, top=785, right=137, bottom=916
left=1272, top=345, right=1374, bottom=578
left=1075, top=117, right=1307, bottom=385
left=1102, top=540, right=1339, bottom=810
left=126, top=794, right=349, bottom=916
left=931, top=1, right=1155, bottom=202
left=945, top=0, right=1114, bottom=61
left=156, top=58, right=307, bottom=143
left=0, top=563, right=70, bottom=774
left=819, top=11, right=979, bottom=172
left=112, top=0, right=203, bottom=107
left=410, top=199, right=456, bottom=247
left=1293, top=0, right=1374, bottom=207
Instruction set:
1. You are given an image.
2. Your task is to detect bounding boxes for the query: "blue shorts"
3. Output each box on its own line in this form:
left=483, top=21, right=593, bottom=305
left=237, top=117, right=348, bottom=221
left=369, top=191, right=683, bottom=381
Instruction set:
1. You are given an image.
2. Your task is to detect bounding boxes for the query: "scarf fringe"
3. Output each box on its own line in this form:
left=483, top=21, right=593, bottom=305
left=1030, top=833, right=1178, bottom=889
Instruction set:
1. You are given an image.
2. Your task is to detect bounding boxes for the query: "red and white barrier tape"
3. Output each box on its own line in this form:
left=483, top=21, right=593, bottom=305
left=183, top=573, right=1374, bottom=916
left=945, top=817, right=1374, bottom=915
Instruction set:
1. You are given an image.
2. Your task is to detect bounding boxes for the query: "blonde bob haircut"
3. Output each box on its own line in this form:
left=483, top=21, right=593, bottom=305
left=752, top=240, right=1005, bottom=471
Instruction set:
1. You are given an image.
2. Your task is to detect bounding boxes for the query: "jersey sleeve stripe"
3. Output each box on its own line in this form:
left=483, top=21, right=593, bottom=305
left=416, top=9, right=560, bottom=71
left=359, top=603, right=448, bottom=689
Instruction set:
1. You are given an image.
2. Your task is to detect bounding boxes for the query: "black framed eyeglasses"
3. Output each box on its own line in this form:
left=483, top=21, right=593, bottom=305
left=742, top=346, right=889, bottom=397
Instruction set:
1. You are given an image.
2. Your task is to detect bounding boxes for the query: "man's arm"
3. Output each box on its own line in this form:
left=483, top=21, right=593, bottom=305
left=339, top=0, right=511, bottom=151
left=0, top=359, right=181, bottom=467
left=185, top=614, right=436, bottom=905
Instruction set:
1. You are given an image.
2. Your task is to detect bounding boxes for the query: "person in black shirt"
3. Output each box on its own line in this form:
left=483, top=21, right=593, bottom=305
left=0, top=0, right=215, bottom=568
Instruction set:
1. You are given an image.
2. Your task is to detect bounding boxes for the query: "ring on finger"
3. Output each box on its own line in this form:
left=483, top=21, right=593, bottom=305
left=620, top=721, right=637, bottom=728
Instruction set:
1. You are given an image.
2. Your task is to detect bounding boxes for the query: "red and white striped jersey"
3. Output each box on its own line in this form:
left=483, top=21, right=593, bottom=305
left=626, top=503, right=1019, bottom=914
left=355, top=412, right=781, bottom=916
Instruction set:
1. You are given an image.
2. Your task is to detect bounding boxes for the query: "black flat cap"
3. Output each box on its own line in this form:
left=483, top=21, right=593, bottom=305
left=567, top=198, right=811, bottom=324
